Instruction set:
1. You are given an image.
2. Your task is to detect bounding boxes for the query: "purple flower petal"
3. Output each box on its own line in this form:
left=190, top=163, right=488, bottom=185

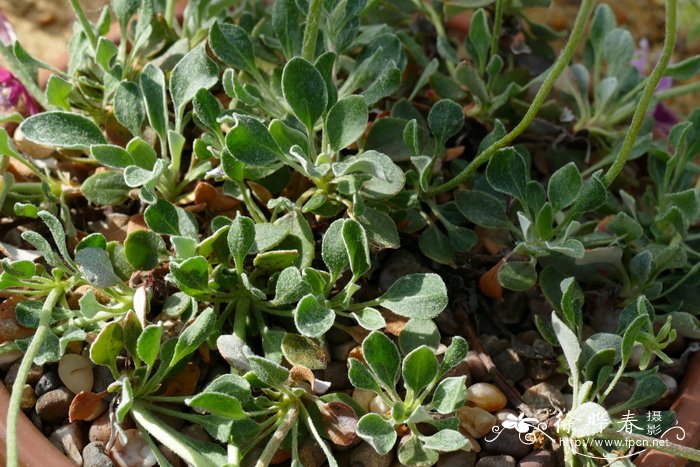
left=631, top=38, right=650, bottom=74
left=0, top=12, right=16, bottom=46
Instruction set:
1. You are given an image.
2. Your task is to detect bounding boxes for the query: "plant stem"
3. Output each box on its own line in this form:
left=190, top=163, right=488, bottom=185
left=598, top=428, right=700, bottom=461
left=602, top=0, right=677, bottom=187
left=490, top=0, right=505, bottom=58
left=302, top=0, right=324, bottom=61
left=6, top=287, right=62, bottom=467
left=255, top=405, right=298, bottom=467
left=425, top=0, right=595, bottom=197
left=656, top=78, right=700, bottom=100
left=131, top=401, right=218, bottom=467
left=69, top=0, right=98, bottom=51
left=165, top=0, right=176, bottom=29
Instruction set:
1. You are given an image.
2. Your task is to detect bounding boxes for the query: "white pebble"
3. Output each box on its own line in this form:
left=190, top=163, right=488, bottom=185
left=58, top=354, right=94, bottom=394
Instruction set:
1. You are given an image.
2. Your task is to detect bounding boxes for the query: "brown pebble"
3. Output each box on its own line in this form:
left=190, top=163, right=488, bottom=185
left=20, top=384, right=37, bottom=409
left=49, top=422, right=85, bottom=465
left=518, top=450, right=558, bottom=467
left=467, top=383, right=507, bottom=412
left=158, top=444, right=183, bottom=467
left=5, top=361, right=44, bottom=386
left=89, top=411, right=113, bottom=444
left=456, top=405, right=497, bottom=438
left=35, top=387, right=74, bottom=423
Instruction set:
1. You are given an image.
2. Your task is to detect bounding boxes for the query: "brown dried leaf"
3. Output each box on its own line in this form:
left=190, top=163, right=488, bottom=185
left=248, top=181, right=272, bottom=205
left=69, top=391, right=106, bottom=422
left=161, top=361, right=200, bottom=396
left=194, top=181, right=240, bottom=213
left=318, top=401, right=357, bottom=446
left=479, top=260, right=504, bottom=301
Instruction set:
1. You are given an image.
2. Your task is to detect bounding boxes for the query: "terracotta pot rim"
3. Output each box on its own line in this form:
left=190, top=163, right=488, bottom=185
left=635, top=349, right=700, bottom=467
left=0, top=384, right=74, bottom=467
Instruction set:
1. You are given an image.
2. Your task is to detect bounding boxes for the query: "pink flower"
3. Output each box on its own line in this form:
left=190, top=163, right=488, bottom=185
left=0, top=12, right=39, bottom=114
left=0, top=67, right=39, bottom=115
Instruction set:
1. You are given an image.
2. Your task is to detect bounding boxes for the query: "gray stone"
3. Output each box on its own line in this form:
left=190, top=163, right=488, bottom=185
left=35, top=371, right=61, bottom=397
left=518, top=450, right=557, bottom=467
left=494, top=349, right=526, bottom=382
left=482, top=426, right=532, bottom=459
left=49, top=423, right=85, bottom=465
left=83, top=443, right=115, bottom=467
left=92, top=365, right=116, bottom=400
left=476, top=455, right=516, bottom=467
left=522, top=383, right=568, bottom=410
left=351, top=442, right=393, bottom=467
left=35, top=387, right=74, bottom=423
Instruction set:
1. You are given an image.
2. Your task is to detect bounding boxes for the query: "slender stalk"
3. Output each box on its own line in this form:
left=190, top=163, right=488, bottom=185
left=165, top=0, right=176, bottom=29
left=131, top=401, right=218, bottom=467
left=302, top=0, right=324, bottom=61
left=426, top=0, right=595, bottom=197
left=657, top=79, right=700, bottom=100
left=255, top=405, right=299, bottom=467
left=69, top=0, right=98, bottom=51
left=602, top=0, right=677, bottom=187
left=598, top=428, right=700, bottom=462
left=490, top=0, right=505, bottom=58
left=6, top=287, right=62, bottom=467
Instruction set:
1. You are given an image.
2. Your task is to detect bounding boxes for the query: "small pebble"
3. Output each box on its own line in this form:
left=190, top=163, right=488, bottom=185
left=35, top=371, right=61, bottom=397
left=652, top=374, right=678, bottom=409
left=83, top=442, right=115, bottom=467
left=465, top=351, right=489, bottom=382
left=20, top=384, right=37, bottom=409
left=5, top=362, right=43, bottom=386
left=299, top=438, right=325, bottom=467
left=476, top=455, right=516, bottom=467
left=436, top=450, right=476, bottom=467
left=111, top=429, right=157, bottom=467
left=352, top=388, right=377, bottom=412
left=49, top=422, right=85, bottom=465
left=158, top=444, right=183, bottom=467
left=350, top=442, right=393, bottom=467
left=92, top=365, right=116, bottom=400
left=58, top=354, right=94, bottom=394
left=522, top=383, right=568, bottom=410
left=89, top=411, right=113, bottom=444
left=35, top=387, right=74, bottom=423
left=457, top=406, right=497, bottom=438
left=467, top=383, right=507, bottom=412
left=494, top=349, right=526, bottom=382
left=494, top=409, right=518, bottom=424
left=483, top=426, right=532, bottom=459
left=369, top=395, right=391, bottom=415
left=518, top=450, right=557, bottom=467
